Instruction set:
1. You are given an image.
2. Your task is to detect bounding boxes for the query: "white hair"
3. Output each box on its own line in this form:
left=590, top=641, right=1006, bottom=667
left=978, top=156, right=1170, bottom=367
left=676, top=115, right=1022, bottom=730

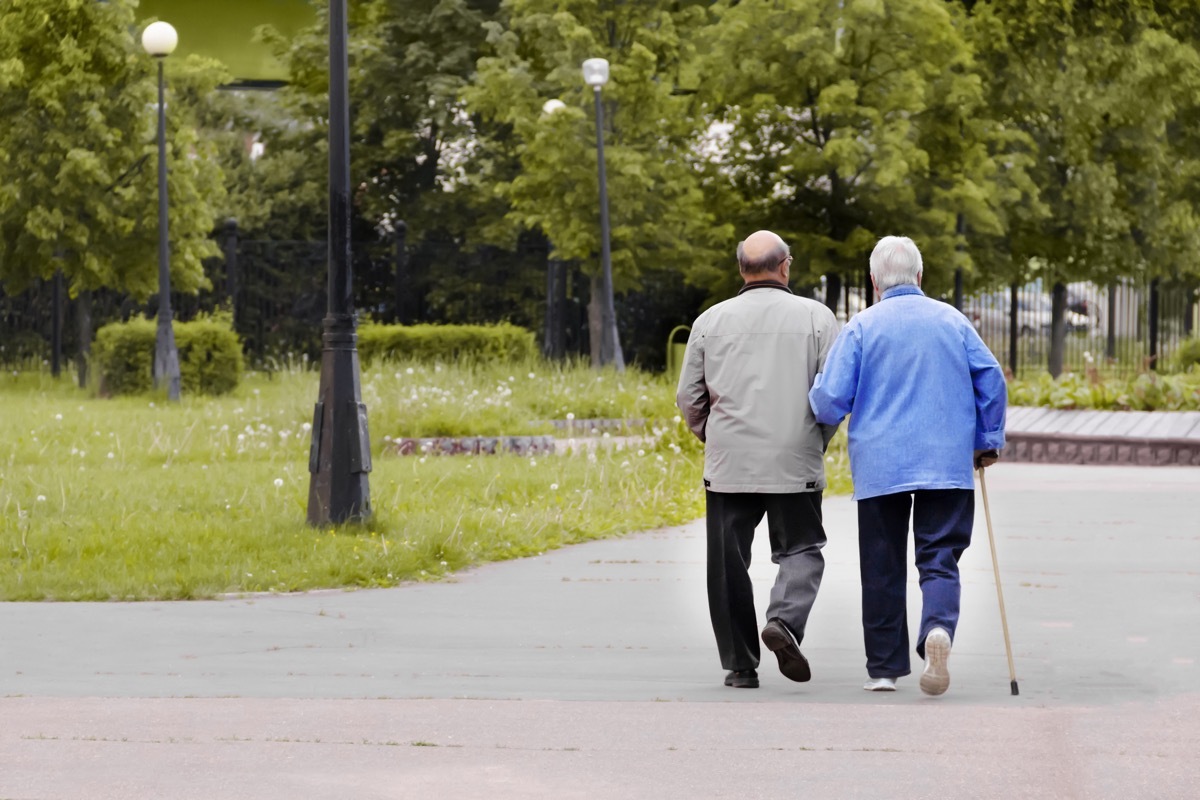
left=870, top=236, right=922, bottom=292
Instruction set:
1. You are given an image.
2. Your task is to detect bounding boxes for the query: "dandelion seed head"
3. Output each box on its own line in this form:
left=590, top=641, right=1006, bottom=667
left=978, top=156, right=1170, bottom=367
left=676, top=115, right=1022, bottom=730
left=566, top=412, right=575, bottom=420
left=673, top=415, right=682, bottom=424
left=550, top=483, right=559, bottom=491
left=637, top=449, right=646, bottom=456
left=274, top=478, right=284, bottom=488
left=36, top=495, right=46, bottom=502
left=54, top=413, right=62, bottom=421
left=107, top=452, right=114, bottom=459
left=406, top=367, right=415, bottom=375
left=656, top=455, right=664, bottom=462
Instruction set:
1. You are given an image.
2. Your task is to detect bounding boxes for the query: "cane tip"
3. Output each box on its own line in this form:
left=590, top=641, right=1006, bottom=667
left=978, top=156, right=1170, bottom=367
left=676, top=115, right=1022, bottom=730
left=1010, top=680, right=1020, bottom=696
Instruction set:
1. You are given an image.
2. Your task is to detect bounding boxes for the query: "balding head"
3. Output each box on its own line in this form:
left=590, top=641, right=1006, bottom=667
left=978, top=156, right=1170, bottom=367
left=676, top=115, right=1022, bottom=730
left=737, top=230, right=790, bottom=277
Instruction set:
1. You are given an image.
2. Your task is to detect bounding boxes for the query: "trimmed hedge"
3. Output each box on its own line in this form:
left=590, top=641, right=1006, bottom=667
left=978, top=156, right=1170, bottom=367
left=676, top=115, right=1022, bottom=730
left=93, top=314, right=244, bottom=396
left=357, top=322, right=537, bottom=364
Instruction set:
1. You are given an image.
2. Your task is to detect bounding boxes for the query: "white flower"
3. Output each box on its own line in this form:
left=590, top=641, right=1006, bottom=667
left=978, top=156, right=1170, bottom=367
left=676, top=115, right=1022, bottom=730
left=148, top=402, right=155, bottom=408
left=673, top=415, right=682, bottom=424
left=656, top=455, right=664, bottom=462
left=528, top=372, right=536, bottom=379
left=54, top=413, right=62, bottom=421
left=440, top=560, right=448, bottom=566
left=566, top=412, right=575, bottom=421
left=274, top=478, right=284, bottom=488
left=406, top=367, right=415, bottom=375
left=621, top=460, right=631, bottom=468
left=36, top=495, right=46, bottom=502
left=419, top=457, right=427, bottom=463
left=107, top=452, right=114, bottom=459
left=530, top=458, right=537, bottom=467
left=637, top=449, right=646, bottom=457
left=301, top=422, right=312, bottom=433
left=550, top=483, right=559, bottom=491
left=237, top=434, right=246, bottom=442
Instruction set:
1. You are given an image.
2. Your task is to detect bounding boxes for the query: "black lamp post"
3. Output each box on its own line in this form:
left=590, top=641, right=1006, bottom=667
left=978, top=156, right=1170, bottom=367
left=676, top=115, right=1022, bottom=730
left=306, top=0, right=371, bottom=525
left=141, top=21, right=181, bottom=401
left=582, top=58, right=624, bottom=371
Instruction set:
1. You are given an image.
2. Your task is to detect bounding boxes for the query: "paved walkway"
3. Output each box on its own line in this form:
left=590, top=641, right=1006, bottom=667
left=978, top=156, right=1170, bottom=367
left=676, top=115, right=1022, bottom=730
left=2, top=463, right=1199, bottom=798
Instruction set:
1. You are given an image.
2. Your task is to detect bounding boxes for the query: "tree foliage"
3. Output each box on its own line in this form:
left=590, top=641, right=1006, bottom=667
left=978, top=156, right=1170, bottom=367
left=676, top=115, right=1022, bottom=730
left=969, top=0, right=1200, bottom=286
left=0, top=0, right=225, bottom=298
left=687, top=0, right=1037, bottom=302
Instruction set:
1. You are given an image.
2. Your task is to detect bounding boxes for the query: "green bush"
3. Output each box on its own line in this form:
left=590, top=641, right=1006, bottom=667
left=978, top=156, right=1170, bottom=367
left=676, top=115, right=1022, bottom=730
left=1009, top=371, right=1200, bottom=411
left=94, top=314, right=244, bottom=396
left=357, top=322, right=536, bottom=364
left=1172, top=338, right=1200, bottom=373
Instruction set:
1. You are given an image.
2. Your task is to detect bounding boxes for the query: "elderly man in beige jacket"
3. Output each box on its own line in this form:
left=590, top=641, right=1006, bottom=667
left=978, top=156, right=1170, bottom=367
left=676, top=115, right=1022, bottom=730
left=677, top=230, right=840, bottom=689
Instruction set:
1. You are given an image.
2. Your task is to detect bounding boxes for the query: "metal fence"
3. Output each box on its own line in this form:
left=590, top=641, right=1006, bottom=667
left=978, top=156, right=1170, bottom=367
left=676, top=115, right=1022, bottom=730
left=3, top=237, right=1197, bottom=379
left=962, top=279, right=1198, bottom=378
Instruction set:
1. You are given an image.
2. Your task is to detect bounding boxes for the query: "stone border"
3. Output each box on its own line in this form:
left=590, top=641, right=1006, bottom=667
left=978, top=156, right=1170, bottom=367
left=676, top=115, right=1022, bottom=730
left=383, top=436, right=556, bottom=456
left=1004, top=433, right=1200, bottom=466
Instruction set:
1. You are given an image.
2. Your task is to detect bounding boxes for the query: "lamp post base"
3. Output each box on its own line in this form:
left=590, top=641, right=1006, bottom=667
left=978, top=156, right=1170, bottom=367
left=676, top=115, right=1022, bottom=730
left=153, top=313, right=181, bottom=401
left=307, top=313, right=372, bottom=525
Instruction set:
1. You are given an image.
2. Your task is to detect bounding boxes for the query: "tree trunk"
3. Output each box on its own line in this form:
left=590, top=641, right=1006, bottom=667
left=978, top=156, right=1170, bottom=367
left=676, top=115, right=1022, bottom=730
left=1049, top=282, right=1067, bottom=378
left=75, top=290, right=92, bottom=388
left=824, top=272, right=842, bottom=314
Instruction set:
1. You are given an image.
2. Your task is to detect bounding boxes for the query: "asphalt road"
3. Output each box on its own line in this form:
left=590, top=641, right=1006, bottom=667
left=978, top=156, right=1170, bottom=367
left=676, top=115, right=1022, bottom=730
left=2, top=463, right=1197, bottom=799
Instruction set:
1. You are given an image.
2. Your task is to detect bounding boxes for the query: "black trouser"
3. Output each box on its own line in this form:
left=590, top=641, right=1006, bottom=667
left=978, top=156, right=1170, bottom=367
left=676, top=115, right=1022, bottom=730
left=856, top=489, right=974, bottom=678
left=705, top=491, right=827, bottom=672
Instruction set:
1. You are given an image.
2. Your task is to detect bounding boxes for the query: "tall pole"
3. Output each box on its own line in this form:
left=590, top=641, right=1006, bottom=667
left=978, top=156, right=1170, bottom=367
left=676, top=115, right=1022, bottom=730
left=153, top=57, right=181, bottom=401
left=591, top=87, right=624, bottom=371
left=307, top=0, right=371, bottom=525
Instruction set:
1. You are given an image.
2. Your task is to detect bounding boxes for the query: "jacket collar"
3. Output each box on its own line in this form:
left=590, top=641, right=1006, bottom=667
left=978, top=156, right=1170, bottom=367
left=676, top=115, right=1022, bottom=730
left=738, top=280, right=793, bottom=296
left=881, top=284, right=924, bottom=300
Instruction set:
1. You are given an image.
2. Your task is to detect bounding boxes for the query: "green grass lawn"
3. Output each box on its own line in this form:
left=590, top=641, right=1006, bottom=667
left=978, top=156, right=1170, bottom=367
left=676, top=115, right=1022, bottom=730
left=0, top=359, right=851, bottom=601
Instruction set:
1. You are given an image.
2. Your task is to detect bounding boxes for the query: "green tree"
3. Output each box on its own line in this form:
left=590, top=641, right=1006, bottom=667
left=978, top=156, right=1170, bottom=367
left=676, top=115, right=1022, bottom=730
left=692, top=0, right=1030, bottom=307
left=0, top=0, right=225, bottom=298
left=462, top=0, right=730, bottom=365
left=968, top=0, right=1200, bottom=372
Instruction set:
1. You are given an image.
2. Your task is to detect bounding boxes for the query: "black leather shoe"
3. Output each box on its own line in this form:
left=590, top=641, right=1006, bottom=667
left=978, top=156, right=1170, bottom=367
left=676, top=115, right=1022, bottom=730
left=761, top=618, right=811, bottom=682
left=724, top=669, right=759, bottom=688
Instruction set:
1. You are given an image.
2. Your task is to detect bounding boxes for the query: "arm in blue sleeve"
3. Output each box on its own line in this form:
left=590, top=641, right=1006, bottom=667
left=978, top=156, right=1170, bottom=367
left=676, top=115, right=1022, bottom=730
left=809, top=323, right=860, bottom=427
left=965, top=325, right=1007, bottom=450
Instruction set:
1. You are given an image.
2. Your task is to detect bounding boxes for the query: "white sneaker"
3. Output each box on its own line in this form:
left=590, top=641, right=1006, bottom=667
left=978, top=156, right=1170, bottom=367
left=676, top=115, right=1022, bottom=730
left=920, top=628, right=952, bottom=696
left=863, top=677, right=896, bottom=692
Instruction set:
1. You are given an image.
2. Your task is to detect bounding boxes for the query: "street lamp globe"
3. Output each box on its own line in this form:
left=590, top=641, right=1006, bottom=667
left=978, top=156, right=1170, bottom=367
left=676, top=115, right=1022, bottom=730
left=141, top=21, right=178, bottom=57
left=582, top=58, right=609, bottom=88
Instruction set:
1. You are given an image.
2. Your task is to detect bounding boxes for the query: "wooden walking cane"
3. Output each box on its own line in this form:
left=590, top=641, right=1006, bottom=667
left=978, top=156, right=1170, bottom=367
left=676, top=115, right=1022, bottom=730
left=978, top=466, right=1020, bottom=696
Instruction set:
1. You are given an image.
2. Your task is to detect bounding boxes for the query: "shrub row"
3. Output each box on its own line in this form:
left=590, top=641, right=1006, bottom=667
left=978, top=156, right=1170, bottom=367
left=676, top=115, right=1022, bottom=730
left=357, top=322, right=536, bottom=364
left=93, top=315, right=244, bottom=396
left=1009, top=371, right=1200, bottom=412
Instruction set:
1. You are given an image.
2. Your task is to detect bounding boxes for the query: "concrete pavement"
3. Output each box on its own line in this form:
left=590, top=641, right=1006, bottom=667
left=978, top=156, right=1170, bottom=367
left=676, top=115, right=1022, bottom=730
left=2, top=463, right=1198, bottom=798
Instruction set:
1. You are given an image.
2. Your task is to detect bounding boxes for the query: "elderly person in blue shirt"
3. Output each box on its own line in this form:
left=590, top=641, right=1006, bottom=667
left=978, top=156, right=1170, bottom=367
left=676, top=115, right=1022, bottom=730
left=809, top=236, right=1006, bottom=695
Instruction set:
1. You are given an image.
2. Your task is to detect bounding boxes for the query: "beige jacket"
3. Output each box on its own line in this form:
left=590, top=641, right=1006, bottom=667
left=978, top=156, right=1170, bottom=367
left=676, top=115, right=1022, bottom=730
left=676, top=283, right=839, bottom=493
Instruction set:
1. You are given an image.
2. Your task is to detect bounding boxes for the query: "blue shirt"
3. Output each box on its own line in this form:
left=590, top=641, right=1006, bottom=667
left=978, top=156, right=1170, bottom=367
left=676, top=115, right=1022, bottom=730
left=808, top=285, right=1007, bottom=500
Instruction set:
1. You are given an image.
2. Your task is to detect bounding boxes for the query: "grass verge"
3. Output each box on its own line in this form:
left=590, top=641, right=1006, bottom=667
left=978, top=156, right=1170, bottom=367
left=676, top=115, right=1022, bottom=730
left=0, top=359, right=850, bottom=601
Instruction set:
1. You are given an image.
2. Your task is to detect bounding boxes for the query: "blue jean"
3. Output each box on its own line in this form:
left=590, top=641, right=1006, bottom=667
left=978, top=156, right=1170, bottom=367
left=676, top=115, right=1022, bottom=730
left=856, top=489, right=974, bottom=679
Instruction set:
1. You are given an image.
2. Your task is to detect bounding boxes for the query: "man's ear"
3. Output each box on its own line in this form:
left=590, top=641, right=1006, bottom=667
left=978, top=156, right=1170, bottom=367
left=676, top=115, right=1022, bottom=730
left=916, top=271, right=923, bottom=287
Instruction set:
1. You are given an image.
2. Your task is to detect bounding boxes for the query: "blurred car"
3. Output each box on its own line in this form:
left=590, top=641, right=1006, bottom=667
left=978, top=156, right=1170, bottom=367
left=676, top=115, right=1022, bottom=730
left=966, top=292, right=1091, bottom=336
